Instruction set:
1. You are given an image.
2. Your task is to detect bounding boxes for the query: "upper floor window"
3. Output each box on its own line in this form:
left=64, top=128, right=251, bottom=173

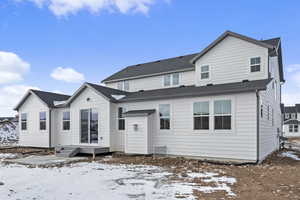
left=200, top=65, right=210, bottom=79
left=63, top=111, right=70, bottom=131
left=159, top=104, right=170, bottom=130
left=214, top=100, right=231, bottom=130
left=285, top=113, right=290, bottom=119
left=21, top=113, right=27, bottom=131
left=193, top=102, right=209, bottom=130
left=118, top=107, right=125, bottom=130
left=39, top=112, right=46, bottom=130
left=250, top=57, right=261, bottom=72
left=289, top=124, right=299, bottom=133
left=117, top=81, right=129, bottom=91
left=164, top=73, right=180, bottom=87
left=291, top=113, right=296, bottom=119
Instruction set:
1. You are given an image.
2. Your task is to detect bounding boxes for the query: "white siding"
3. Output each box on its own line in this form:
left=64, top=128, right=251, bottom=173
left=18, top=94, right=50, bottom=148
left=195, top=36, right=269, bottom=86
left=105, top=70, right=195, bottom=92
left=70, top=87, right=111, bottom=147
left=258, top=56, right=281, bottom=161
left=125, top=116, right=149, bottom=154
left=118, top=92, right=258, bottom=161
left=51, top=108, right=72, bottom=146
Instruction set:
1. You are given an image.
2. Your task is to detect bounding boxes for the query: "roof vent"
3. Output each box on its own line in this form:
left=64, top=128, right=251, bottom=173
left=242, top=79, right=249, bottom=82
left=206, top=83, right=213, bottom=86
left=179, top=85, right=185, bottom=88
left=138, top=90, right=144, bottom=92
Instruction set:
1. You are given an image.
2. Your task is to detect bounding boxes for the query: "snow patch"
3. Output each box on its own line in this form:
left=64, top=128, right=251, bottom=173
left=0, top=121, right=18, bottom=145
left=281, top=151, right=300, bottom=161
left=0, top=153, right=18, bottom=159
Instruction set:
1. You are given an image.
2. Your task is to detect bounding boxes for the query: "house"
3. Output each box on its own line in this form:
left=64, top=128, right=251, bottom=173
left=283, top=105, right=300, bottom=137
left=14, top=31, right=284, bottom=163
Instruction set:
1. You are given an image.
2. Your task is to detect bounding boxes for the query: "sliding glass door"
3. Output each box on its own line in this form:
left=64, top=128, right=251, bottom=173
left=80, top=109, right=98, bottom=144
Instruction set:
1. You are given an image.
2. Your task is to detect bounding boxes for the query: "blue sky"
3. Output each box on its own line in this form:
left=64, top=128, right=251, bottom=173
left=0, top=0, right=299, bottom=116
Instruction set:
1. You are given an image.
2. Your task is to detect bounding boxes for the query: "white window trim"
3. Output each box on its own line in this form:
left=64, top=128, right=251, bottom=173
left=200, top=65, right=210, bottom=80
left=193, top=101, right=210, bottom=133
left=163, top=73, right=180, bottom=87
left=158, top=104, right=171, bottom=132
left=20, top=113, right=28, bottom=132
left=39, top=111, right=47, bottom=132
left=250, top=56, right=261, bottom=73
left=117, top=107, right=126, bottom=131
left=62, top=111, right=71, bottom=132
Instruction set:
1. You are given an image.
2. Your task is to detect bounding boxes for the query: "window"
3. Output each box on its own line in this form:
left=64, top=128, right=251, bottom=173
left=291, top=113, right=296, bottom=119
left=164, top=73, right=179, bottom=87
left=159, top=104, right=170, bottom=130
left=260, top=105, right=263, bottom=118
left=250, top=57, right=261, bottom=72
left=289, top=125, right=293, bottom=132
left=193, top=102, right=209, bottom=130
left=285, top=113, right=290, bottom=119
left=62, top=111, right=70, bottom=131
left=39, top=112, right=46, bottom=130
left=200, top=65, right=209, bottom=79
left=118, top=107, right=125, bottom=130
left=295, top=125, right=299, bottom=133
left=214, top=100, right=231, bottom=130
left=117, top=81, right=129, bottom=91
left=164, top=74, right=171, bottom=86
left=289, top=124, right=299, bottom=133
left=172, top=73, right=179, bottom=85
left=267, top=105, right=270, bottom=120
left=21, top=113, right=27, bottom=131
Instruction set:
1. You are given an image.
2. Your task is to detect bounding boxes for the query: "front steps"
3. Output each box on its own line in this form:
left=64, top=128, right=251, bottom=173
left=55, top=145, right=110, bottom=159
left=55, top=146, right=80, bottom=158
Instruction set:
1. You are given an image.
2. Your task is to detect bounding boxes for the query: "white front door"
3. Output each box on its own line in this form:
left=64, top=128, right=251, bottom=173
left=80, top=109, right=99, bottom=145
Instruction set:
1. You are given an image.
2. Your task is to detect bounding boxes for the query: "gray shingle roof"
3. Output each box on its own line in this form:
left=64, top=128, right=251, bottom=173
left=284, top=120, right=300, bottom=125
left=102, top=31, right=284, bottom=83
left=118, top=79, right=271, bottom=103
left=102, top=53, right=198, bottom=83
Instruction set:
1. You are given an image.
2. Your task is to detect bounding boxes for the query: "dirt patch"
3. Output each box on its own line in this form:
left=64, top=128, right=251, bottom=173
left=101, top=150, right=300, bottom=200
left=0, top=147, right=53, bottom=156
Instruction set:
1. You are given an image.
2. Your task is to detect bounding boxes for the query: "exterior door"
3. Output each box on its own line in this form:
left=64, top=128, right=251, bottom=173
left=80, top=109, right=98, bottom=144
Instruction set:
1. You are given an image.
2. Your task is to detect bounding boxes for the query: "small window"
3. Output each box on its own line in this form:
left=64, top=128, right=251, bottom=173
left=172, top=73, right=179, bottom=85
left=214, top=100, right=231, bottom=130
left=285, top=113, right=290, bottom=119
left=117, top=82, right=123, bottom=90
left=291, top=113, right=296, bottom=119
left=117, top=81, right=129, bottom=91
left=63, top=111, right=70, bottom=131
left=159, top=104, right=170, bottom=130
left=193, top=102, right=209, bottom=130
left=289, top=125, right=293, bottom=132
left=200, top=65, right=209, bottom=79
left=164, top=74, right=171, bottom=86
left=250, top=57, right=261, bottom=72
left=118, top=107, right=125, bottom=130
left=295, top=125, right=299, bottom=133
left=124, top=81, right=129, bottom=91
left=39, top=112, right=46, bottom=130
left=21, top=113, right=27, bottom=131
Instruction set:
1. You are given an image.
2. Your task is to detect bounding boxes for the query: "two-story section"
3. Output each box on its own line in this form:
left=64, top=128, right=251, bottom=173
left=283, top=104, right=300, bottom=137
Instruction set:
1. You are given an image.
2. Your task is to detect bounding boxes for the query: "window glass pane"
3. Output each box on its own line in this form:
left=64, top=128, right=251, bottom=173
left=21, top=113, right=27, bottom=121
left=214, top=116, right=231, bottom=130
left=39, top=112, right=46, bottom=120
left=194, top=102, right=209, bottom=115
left=172, top=73, right=179, bottom=85
left=118, top=119, right=125, bottom=130
left=194, top=116, right=209, bottom=130
left=201, top=65, right=209, bottom=72
left=160, top=119, right=170, bottom=130
left=90, top=109, right=98, bottom=144
left=117, top=82, right=123, bottom=90
left=251, top=65, right=260, bottom=72
left=63, top=112, right=70, bottom=120
left=124, top=81, right=129, bottom=91
left=159, top=104, right=170, bottom=117
left=289, top=125, right=293, bottom=132
left=63, top=121, right=70, bottom=130
left=214, top=100, right=231, bottom=115
left=40, top=121, right=46, bottom=130
left=21, top=122, right=27, bottom=130
left=201, top=72, right=209, bottom=79
left=251, top=57, right=261, bottom=65
left=164, top=75, right=171, bottom=86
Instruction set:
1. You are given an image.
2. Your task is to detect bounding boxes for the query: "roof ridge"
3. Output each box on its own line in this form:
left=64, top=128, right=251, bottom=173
left=30, top=89, right=70, bottom=97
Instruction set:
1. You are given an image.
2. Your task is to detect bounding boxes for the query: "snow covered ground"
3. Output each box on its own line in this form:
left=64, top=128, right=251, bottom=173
left=0, top=160, right=236, bottom=200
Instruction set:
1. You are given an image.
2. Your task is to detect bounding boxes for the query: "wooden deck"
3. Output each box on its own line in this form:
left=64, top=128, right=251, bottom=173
left=55, top=145, right=110, bottom=159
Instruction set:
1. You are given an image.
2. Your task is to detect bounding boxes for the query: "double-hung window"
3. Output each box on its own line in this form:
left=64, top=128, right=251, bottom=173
left=193, top=102, right=209, bottom=130
left=285, top=113, right=290, bottom=119
left=21, top=113, right=27, bottom=131
left=291, top=113, right=296, bottom=119
left=295, top=125, right=299, bottom=133
left=117, top=81, right=129, bottom=91
left=118, top=107, right=125, bottom=130
left=39, top=112, right=46, bottom=130
left=250, top=57, right=261, bottom=72
left=214, top=100, right=232, bottom=130
left=289, top=125, right=293, bottom=132
left=159, top=104, right=170, bottom=130
left=63, top=111, right=70, bottom=131
left=164, top=73, right=180, bottom=87
left=289, top=124, right=299, bottom=133
left=200, top=65, right=209, bottom=79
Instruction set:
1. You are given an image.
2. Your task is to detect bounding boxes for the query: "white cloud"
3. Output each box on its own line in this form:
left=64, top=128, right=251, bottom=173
left=282, top=92, right=300, bottom=106
left=17, top=0, right=158, bottom=16
left=286, top=64, right=300, bottom=73
left=0, top=85, right=39, bottom=117
left=0, top=51, right=30, bottom=84
left=290, top=71, right=300, bottom=88
left=51, top=67, right=85, bottom=83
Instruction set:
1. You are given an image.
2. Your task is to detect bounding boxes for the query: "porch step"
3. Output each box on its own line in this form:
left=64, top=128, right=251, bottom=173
left=55, top=147, right=80, bottom=158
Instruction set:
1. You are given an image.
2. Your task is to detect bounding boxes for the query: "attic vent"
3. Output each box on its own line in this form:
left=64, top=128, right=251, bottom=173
left=138, top=90, right=144, bottom=92
left=179, top=85, right=185, bottom=88
left=206, top=83, right=213, bottom=86
left=242, top=79, right=249, bottom=83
